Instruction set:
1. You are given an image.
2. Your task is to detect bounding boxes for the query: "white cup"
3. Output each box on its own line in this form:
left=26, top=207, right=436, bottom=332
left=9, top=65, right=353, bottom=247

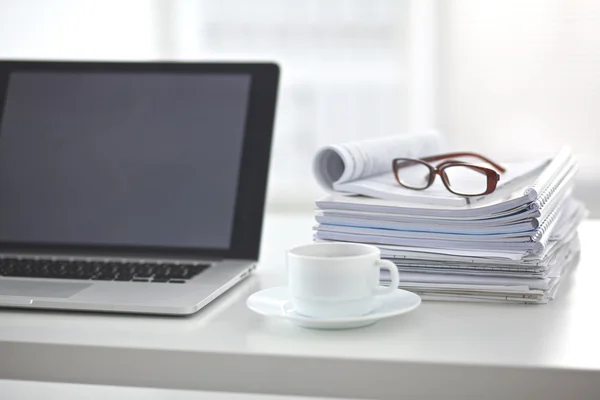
left=287, top=242, right=400, bottom=318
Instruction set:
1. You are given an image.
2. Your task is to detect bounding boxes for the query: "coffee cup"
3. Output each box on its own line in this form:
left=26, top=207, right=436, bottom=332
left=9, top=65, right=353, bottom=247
left=287, top=242, right=400, bottom=318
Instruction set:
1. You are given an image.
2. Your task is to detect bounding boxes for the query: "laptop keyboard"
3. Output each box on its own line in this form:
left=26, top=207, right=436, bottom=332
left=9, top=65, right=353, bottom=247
left=0, top=258, right=210, bottom=283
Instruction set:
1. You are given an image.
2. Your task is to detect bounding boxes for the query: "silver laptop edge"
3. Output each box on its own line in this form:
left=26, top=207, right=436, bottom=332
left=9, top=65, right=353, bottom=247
left=0, top=61, right=279, bottom=315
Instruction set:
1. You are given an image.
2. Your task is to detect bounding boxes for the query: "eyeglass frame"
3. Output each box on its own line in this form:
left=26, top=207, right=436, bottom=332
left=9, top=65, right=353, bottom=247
left=392, top=152, right=506, bottom=197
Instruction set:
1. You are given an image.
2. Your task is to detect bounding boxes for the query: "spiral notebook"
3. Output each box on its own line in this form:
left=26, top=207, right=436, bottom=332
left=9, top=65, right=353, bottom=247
left=316, top=146, right=577, bottom=220
left=315, top=197, right=586, bottom=255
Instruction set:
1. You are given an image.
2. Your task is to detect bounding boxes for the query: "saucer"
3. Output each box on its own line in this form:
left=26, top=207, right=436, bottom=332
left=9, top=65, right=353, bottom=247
left=246, top=286, right=421, bottom=330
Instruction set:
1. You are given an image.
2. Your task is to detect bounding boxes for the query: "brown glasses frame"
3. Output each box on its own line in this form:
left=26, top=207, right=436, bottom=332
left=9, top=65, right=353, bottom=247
left=392, top=152, right=505, bottom=196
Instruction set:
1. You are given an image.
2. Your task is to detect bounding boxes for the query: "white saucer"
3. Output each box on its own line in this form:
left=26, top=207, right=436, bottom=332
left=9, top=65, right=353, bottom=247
left=246, top=286, right=421, bottom=330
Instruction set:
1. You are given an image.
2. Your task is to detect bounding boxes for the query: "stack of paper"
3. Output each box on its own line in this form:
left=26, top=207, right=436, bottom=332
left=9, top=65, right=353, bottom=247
left=312, top=133, right=586, bottom=304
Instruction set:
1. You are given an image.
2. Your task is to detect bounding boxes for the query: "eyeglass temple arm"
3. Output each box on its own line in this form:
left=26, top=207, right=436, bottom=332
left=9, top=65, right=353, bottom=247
left=435, top=160, right=500, bottom=180
left=421, top=152, right=506, bottom=173
left=392, top=158, right=501, bottom=177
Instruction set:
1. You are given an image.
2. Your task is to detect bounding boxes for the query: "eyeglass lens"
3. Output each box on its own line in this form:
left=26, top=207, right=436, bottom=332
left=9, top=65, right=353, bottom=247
left=442, top=165, right=488, bottom=195
left=394, top=160, right=431, bottom=189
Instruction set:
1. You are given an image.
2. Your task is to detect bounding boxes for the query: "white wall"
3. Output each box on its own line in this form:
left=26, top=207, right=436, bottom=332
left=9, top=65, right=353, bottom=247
left=438, top=0, right=600, bottom=213
left=0, top=0, right=162, bottom=60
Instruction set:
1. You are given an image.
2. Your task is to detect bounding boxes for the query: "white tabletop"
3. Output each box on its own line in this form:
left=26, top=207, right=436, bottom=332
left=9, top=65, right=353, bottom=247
left=0, top=379, right=339, bottom=400
left=1, top=213, right=599, bottom=399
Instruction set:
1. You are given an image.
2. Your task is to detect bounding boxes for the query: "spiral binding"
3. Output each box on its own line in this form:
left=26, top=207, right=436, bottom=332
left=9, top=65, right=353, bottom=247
left=531, top=196, right=565, bottom=243
left=537, top=166, right=577, bottom=220
left=529, top=161, right=577, bottom=213
left=537, top=165, right=577, bottom=207
left=526, top=147, right=572, bottom=206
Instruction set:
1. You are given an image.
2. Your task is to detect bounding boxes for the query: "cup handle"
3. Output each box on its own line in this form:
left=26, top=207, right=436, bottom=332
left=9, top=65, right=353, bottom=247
left=375, top=259, right=400, bottom=296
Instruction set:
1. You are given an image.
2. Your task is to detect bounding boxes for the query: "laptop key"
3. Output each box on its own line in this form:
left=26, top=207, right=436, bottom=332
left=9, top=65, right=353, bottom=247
left=135, top=263, right=156, bottom=277
left=49, top=264, right=63, bottom=275
left=169, top=279, right=186, bottom=284
left=152, top=277, right=169, bottom=283
left=0, top=266, right=14, bottom=276
left=168, top=265, right=187, bottom=279
left=153, top=265, right=168, bottom=277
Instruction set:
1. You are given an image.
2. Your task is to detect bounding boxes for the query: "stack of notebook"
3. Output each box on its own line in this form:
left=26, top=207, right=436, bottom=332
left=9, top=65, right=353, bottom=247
left=312, top=133, right=586, bottom=303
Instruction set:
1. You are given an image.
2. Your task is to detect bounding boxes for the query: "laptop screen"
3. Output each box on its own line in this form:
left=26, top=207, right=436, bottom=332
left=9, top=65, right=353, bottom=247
left=0, top=70, right=251, bottom=251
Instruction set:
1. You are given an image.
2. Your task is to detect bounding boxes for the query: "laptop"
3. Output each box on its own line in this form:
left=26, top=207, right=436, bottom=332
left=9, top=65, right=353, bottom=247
left=0, top=60, right=279, bottom=315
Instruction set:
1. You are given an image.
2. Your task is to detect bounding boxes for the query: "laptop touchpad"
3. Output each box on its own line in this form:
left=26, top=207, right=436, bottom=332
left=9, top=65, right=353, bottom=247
left=0, top=280, right=90, bottom=298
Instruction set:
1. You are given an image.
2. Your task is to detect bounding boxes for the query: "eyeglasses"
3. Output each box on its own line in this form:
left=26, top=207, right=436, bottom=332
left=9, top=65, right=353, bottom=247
left=392, top=152, right=506, bottom=196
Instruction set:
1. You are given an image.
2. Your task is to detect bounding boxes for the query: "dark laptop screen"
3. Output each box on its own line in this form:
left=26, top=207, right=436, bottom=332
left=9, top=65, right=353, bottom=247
left=0, top=71, right=251, bottom=250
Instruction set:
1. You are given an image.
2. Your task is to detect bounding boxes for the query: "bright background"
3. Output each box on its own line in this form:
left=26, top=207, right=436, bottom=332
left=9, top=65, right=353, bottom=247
left=0, top=0, right=597, bottom=214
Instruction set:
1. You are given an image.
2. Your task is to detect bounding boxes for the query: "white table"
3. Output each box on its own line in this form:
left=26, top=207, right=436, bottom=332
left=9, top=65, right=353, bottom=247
left=1, top=213, right=599, bottom=400
left=0, top=379, right=338, bottom=400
